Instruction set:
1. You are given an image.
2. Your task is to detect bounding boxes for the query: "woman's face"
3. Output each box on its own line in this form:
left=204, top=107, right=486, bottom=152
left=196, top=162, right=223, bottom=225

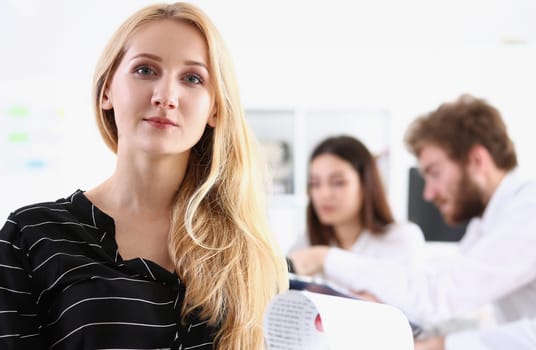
left=308, top=153, right=363, bottom=226
left=102, top=19, right=216, bottom=158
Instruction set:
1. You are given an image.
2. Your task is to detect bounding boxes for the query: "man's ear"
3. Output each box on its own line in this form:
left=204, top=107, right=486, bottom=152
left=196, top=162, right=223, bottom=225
left=101, top=88, right=113, bottom=110
left=467, top=144, right=491, bottom=172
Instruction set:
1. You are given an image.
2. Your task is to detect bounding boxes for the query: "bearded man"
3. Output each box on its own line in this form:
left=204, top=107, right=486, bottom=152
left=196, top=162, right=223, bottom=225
left=405, top=94, right=536, bottom=350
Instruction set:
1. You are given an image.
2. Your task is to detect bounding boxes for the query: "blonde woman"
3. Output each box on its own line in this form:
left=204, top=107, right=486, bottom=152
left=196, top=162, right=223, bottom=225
left=0, top=3, right=288, bottom=349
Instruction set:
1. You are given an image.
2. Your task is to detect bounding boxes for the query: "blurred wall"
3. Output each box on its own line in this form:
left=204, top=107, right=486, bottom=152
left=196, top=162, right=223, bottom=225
left=2, top=0, right=535, bottom=250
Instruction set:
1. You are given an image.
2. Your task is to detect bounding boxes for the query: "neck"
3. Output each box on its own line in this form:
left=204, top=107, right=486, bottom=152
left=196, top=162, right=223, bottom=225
left=482, top=167, right=509, bottom=205
left=88, top=151, right=189, bottom=216
left=333, top=218, right=362, bottom=250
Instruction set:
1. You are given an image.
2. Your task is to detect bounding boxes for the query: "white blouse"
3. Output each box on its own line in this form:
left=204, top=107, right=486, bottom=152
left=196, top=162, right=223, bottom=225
left=289, top=221, right=426, bottom=280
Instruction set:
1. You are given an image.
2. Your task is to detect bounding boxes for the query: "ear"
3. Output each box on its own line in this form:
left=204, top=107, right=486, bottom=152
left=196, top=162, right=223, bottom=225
left=207, top=112, right=217, bottom=128
left=101, top=87, right=113, bottom=110
left=467, top=144, right=491, bottom=174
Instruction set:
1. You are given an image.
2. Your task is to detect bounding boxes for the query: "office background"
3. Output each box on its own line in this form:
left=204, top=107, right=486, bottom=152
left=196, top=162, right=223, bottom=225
left=2, top=0, right=535, bottom=251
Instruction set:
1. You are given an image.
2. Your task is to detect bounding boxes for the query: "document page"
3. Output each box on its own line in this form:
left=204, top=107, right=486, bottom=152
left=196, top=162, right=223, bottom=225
left=264, top=290, right=414, bottom=350
left=264, top=290, right=329, bottom=349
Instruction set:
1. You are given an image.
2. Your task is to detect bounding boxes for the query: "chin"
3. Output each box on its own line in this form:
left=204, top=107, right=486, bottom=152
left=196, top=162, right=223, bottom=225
left=443, top=217, right=457, bottom=226
left=442, top=212, right=464, bottom=227
left=318, top=216, right=337, bottom=226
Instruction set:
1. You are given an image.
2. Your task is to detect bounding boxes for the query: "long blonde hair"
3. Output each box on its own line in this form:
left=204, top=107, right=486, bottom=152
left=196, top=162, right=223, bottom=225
left=92, top=3, right=288, bottom=349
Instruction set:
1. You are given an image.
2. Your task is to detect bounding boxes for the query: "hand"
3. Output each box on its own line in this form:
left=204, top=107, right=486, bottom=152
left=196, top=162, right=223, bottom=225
left=414, top=336, right=445, bottom=350
left=350, top=290, right=382, bottom=303
left=287, top=246, right=330, bottom=276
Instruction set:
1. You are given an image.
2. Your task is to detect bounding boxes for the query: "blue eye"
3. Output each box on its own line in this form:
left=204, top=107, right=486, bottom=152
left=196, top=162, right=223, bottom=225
left=134, top=65, right=156, bottom=76
left=184, top=73, right=203, bottom=85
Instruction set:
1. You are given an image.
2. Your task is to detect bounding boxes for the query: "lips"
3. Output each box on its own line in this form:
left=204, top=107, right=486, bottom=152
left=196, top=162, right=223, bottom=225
left=317, top=206, right=336, bottom=214
left=434, top=198, right=450, bottom=213
left=143, top=116, right=178, bottom=128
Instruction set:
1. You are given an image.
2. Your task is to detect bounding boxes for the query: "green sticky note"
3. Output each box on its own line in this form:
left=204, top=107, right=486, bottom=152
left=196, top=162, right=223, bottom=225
left=8, top=132, right=30, bottom=143
left=7, top=106, right=30, bottom=118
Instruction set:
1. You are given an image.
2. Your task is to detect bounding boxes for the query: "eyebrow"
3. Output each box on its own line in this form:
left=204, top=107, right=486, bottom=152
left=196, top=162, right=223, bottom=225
left=129, top=53, right=209, bottom=71
left=328, top=172, right=346, bottom=178
left=421, top=162, right=437, bottom=175
left=310, top=172, right=347, bottom=180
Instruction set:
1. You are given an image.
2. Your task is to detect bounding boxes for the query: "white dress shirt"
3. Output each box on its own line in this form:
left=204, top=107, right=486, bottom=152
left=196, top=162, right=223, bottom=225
left=323, top=170, right=536, bottom=349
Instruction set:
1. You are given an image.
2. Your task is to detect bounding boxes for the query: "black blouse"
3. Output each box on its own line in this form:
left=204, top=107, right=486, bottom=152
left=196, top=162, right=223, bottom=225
left=0, top=190, right=216, bottom=349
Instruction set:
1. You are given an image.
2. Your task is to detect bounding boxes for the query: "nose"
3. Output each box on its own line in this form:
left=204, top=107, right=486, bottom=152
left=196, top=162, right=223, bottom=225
left=422, top=181, right=435, bottom=202
left=151, top=79, right=178, bottom=109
